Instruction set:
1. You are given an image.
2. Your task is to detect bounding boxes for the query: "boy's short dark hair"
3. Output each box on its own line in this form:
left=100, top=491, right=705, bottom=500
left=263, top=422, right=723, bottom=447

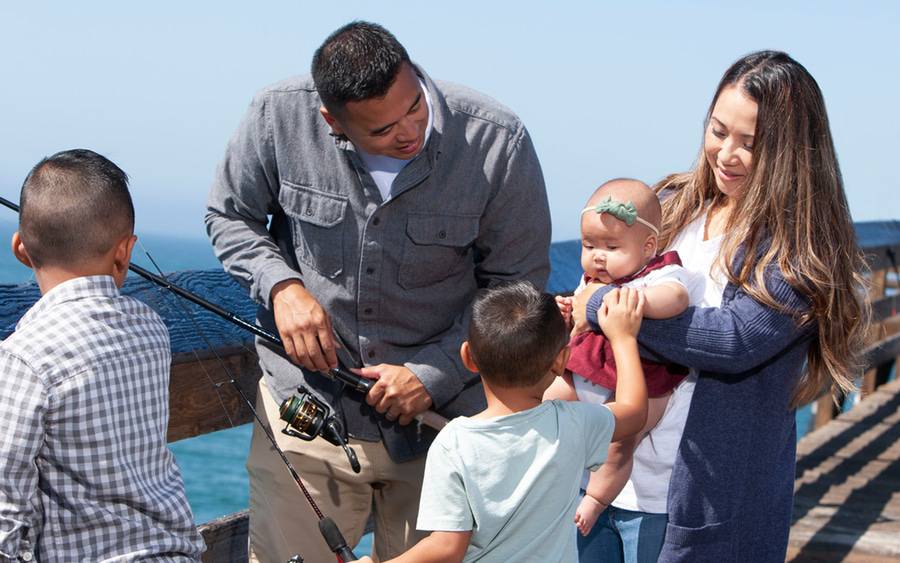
left=311, top=21, right=411, bottom=114
left=19, top=149, right=134, bottom=268
left=468, top=281, right=568, bottom=387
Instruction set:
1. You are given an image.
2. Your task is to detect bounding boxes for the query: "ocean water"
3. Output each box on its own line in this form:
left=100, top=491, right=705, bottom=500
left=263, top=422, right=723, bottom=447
left=0, top=222, right=884, bottom=556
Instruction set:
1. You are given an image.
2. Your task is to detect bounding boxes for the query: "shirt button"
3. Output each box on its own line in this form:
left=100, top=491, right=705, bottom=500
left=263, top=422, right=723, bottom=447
left=364, top=307, right=373, bottom=315
left=20, top=552, right=33, bottom=562
left=305, top=208, right=313, bottom=216
left=372, top=217, right=381, bottom=226
left=367, top=350, right=376, bottom=359
left=366, top=267, right=375, bottom=275
left=438, top=230, right=447, bottom=239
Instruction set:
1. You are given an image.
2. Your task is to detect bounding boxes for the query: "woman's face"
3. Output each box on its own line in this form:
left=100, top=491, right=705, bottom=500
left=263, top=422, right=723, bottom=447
left=704, top=85, right=758, bottom=198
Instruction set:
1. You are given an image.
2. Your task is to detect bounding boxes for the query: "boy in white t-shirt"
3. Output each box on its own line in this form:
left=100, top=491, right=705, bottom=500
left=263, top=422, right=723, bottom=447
left=545, top=178, right=701, bottom=536
left=354, top=281, right=649, bottom=563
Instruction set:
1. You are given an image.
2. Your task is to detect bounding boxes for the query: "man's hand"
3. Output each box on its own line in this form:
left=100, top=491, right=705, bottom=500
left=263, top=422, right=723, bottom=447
left=571, top=281, right=605, bottom=335
left=271, top=279, right=338, bottom=372
left=598, top=287, right=645, bottom=342
left=356, top=364, right=433, bottom=426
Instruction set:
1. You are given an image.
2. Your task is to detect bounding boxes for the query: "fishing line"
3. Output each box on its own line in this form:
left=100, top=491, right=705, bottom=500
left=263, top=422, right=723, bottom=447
left=138, top=246, right=355, bottom=562
left=131, top=244, right=305, bottom=558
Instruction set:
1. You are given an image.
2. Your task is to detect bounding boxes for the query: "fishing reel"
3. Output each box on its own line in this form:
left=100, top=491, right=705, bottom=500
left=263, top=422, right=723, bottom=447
left=279, top=387, right=361, bottom=473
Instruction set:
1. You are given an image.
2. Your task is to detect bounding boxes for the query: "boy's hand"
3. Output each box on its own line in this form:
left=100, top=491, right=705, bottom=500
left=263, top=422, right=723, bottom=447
left=555, top=295, right=573, bottom=329
left=597, top=287, right=645, bottom=341
left=351, top=558, right=374, bottom=563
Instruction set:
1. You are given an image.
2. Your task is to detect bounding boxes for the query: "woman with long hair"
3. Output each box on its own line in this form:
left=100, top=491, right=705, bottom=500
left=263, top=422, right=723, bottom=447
left=575, top=50, right=868, bottom=562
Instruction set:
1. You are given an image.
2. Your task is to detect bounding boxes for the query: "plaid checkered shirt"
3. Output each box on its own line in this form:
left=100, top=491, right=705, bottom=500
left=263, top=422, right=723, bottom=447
left=0, top=276, right=205, bottom=562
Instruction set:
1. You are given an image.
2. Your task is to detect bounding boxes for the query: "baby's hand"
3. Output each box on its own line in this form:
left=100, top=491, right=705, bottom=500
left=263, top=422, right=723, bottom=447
left=571, top=281, right=605, bottom=335
left=556, top=295, right=574, bottom=328
left=351, top=557, right=374, bottom=563
left=597, top=288, right=645, bottom=341
left=574, top=495, right=607, bottom=536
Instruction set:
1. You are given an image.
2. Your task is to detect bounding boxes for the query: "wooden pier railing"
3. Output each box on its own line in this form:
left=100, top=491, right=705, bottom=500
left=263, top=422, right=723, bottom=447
left=1, top=221, right=897, bottom=562
left=788, top=221, right=900, bottom=562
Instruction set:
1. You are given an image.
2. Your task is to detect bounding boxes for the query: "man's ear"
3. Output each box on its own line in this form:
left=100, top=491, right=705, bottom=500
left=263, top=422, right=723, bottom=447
left=550, top=346, right=571, bottom=377
left=319, top=106, right=344, bottom=136
left=460, top=341, right=479, bottom=374
left=112, top=234, right=137, bottom=286
left=11, top=232, right=33, bottom=268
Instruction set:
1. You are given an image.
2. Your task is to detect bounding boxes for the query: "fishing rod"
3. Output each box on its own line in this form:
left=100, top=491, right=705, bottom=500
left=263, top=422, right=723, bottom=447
left=0, top=194, right=447, bottom=432
left=1, top=193, right=358, bottom=563
left=139, top=251, right=357, bottom=563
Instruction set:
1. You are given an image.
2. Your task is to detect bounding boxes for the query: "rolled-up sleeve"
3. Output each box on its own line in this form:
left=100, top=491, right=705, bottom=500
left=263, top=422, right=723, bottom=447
left=205, top=93, right=301, bottom=307
left=0, top=351, right=44, bottom=560
left=474, top=125, right=551, bottom=290
left=408, top=125, right=551, bottom=409
left=405, top=308, right=477, bottom=411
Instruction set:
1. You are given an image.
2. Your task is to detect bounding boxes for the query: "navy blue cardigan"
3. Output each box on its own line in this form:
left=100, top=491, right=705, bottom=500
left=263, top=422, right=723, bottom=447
left=586, top=265, right=814, bottom=562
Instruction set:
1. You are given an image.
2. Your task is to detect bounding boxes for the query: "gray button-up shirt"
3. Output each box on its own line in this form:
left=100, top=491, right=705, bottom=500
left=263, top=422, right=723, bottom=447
left=206, top=66, right=551, bottom=461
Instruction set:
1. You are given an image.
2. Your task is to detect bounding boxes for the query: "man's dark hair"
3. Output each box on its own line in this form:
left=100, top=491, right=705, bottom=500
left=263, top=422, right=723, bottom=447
left=468, top=281, right=569, bottom=388
left=311, top=21, right=410, bottom=113
left=19, top=149, right=134, bottom=268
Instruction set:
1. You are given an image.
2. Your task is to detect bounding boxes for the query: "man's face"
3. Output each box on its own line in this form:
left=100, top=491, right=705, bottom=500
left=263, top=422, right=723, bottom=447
left=322, top=62, right=429, bottom=160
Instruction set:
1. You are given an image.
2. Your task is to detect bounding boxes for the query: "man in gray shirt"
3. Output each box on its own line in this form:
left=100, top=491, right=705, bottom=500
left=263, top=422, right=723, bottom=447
left=206, top=21, right=550, bottom=563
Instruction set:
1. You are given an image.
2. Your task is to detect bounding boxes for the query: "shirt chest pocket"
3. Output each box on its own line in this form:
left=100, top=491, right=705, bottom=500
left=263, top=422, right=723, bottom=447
left=399, top=212, right=480, bottom=290
left=279, top=181, right=347, bottom=279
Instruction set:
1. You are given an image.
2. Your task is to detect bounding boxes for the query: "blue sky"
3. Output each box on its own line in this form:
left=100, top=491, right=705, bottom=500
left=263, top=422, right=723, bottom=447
left=1, top=2, right=897, bottom=242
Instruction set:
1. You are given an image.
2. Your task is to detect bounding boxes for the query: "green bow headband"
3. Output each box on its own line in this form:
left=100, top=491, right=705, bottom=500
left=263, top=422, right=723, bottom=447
left=581, top=196, right=659, bottom=236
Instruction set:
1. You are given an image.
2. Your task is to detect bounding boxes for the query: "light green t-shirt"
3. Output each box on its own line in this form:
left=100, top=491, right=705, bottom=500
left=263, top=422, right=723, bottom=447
left=417, top=400, right=615, bottom=562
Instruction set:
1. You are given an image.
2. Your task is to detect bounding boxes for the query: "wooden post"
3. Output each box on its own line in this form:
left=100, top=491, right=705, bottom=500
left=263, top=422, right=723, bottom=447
left=862, top=270, right=888, bottom=398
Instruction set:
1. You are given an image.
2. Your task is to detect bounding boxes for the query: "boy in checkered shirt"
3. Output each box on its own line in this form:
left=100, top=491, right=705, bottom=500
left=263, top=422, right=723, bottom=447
left=0, top=150, right=205, bottom=562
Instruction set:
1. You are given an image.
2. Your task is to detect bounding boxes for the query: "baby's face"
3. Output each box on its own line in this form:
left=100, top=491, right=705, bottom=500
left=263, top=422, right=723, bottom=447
left=580, top=212, right=653, bottom=283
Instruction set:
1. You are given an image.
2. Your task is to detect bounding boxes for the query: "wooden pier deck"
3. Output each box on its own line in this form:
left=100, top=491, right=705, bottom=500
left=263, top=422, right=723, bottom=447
left=788, top=378, right=900, bottom=562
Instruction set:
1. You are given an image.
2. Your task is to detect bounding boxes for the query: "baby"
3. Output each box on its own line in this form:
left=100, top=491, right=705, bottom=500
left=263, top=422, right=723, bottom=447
left=545, top=178, right=694, bottom=535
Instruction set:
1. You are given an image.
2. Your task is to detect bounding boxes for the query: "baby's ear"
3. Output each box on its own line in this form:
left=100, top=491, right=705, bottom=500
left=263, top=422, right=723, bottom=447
left=11, top=232, right=33, bottom=268
left=643, top=234, right=658, bottom=258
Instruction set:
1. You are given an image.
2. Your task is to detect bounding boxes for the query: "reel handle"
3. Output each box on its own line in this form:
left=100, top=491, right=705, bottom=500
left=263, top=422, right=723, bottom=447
left=330, top=367, right=373, bottom=393
left=319, top=517, right=357, bottom=562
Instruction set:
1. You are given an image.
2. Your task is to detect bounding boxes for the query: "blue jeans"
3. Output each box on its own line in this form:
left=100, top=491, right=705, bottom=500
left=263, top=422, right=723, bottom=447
left=577, top=505, right=668, bottom=563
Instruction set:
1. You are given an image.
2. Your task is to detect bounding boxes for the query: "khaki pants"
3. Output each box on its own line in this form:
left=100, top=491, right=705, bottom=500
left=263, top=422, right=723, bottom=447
left=247, top=379, right=427, bottom=563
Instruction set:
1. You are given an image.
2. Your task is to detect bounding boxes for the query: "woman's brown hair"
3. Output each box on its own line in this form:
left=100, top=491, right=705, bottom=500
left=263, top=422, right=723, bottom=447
left=656, top=50, right=868, bottom=407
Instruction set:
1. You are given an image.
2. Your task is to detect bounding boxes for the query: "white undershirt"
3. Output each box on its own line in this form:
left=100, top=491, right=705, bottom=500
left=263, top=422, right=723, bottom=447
left=357, top=79, right=434, bottom=201
left=613, top=211, right=726, bottom=513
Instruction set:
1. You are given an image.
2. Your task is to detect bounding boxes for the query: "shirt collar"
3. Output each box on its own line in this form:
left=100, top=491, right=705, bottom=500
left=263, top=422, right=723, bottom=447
left=17, top=275, right=120, bottom=330
left=331, top=63, right=446, bottom=164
